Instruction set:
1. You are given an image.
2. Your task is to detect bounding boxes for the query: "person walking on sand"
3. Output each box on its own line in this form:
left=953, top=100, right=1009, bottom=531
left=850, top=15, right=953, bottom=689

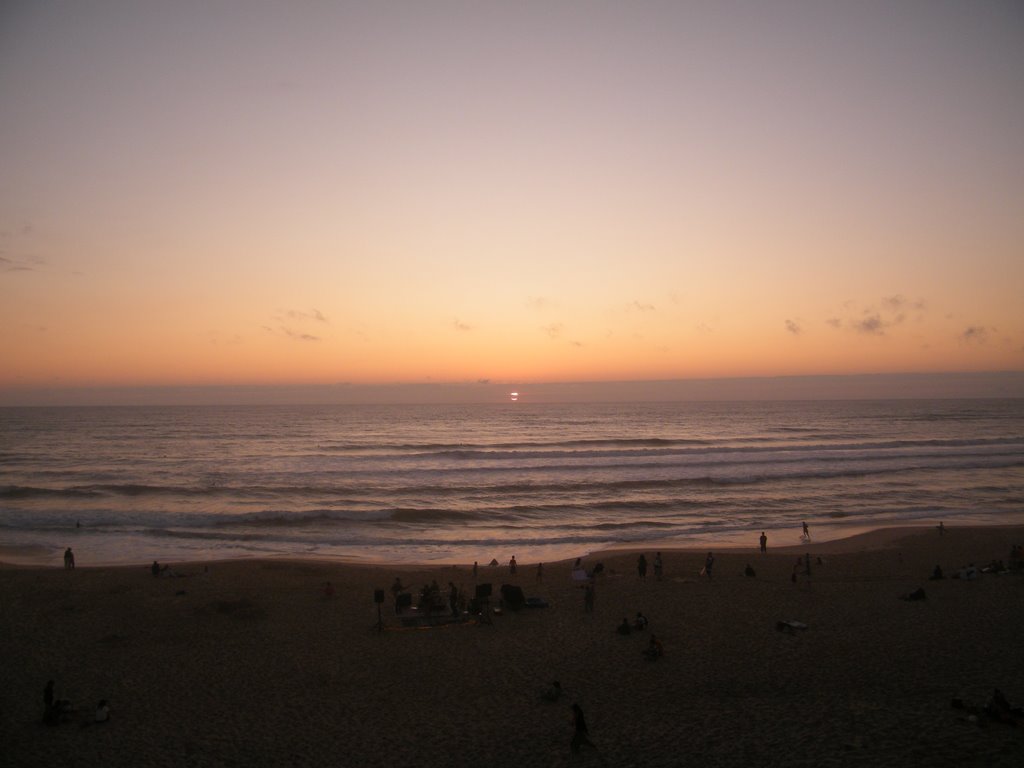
left=570, top=703, right=594, bottom=754
left=802, top=521, right=811, bottom=541
left=654, top=552, right=663, bottom=581
left=637, top=553, right=647, bottom=581
left=760, top=531, right=767, bottom=553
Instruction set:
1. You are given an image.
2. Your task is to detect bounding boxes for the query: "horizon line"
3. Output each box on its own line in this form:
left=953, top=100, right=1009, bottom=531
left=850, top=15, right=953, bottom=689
left=1, top=370, right=1022, bottom=407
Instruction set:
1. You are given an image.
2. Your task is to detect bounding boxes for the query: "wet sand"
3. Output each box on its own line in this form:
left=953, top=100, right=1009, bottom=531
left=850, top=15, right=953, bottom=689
left=2, top=525, right=1022, bottom=767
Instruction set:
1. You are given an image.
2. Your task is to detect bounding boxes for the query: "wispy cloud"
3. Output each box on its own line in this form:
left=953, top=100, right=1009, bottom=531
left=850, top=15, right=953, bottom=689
left=266, top=308, right=329, bottom=341
left=785, top=319, right=802, bottom=336
left=0, top=254, right=44, bottom=273
left=544, top=323, right=563, bottom=339
left=630, top=300, right=655, bottom=312
left=283, top=308, right=329, bottom=324
left=453, top=318, right=473, bottom=332
left=856, top=313, right=886, bottom=335
left=281, top=327, right=320, bottom=342
left=827, top=294, right=925, bottom=336
left=960, top=325, right=990, bottom=344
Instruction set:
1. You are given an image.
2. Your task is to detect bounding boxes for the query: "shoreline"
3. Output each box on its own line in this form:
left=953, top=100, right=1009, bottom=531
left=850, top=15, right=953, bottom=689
left=3, top=522, right=1020, bottom=572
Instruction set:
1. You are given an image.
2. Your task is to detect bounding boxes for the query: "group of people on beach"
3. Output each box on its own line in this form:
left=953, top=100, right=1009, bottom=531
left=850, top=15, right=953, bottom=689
left=43, top=680, right=108, bottom=727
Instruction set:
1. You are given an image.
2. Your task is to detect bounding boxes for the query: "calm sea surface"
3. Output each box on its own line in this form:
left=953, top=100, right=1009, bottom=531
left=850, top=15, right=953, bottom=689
left=1, top=400, right=1022, bottom=566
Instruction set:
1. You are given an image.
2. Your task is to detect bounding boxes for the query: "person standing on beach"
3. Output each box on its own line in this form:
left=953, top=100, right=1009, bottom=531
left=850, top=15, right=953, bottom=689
left=536, top=562, right=544, bottom=582
left=43, top=680, right=55, bottom=723
left=570, top=703, right=594, bottom=754
left=472, top=561, right=478, bottom=580
left=654, top=552, right=663, bottom=580
left=760, top=531, right=767, bottom=553
left=448, top=582, right=459, bottom=617
left=390, top=577, right=406, bottom=614
left=637, top=553, right=647, bottom=581
left=64, top=548, right=75, bottom=569
left=509, top=555, right=517, bottom=575
left=703, top=552, right=714, bottom=578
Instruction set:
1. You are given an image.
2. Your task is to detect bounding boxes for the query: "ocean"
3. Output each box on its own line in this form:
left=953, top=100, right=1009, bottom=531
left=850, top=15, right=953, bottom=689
left=1, top=399, right=1022, bottom=566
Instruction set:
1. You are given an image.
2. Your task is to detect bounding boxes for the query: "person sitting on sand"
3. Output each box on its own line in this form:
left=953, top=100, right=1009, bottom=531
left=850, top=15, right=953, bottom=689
left=617, top=618, right=632, bottom=635
left=929, top=565, right=944, bottom=580
left=643, top=635, right=664, bottom=660
left=744, top=563, right=756, bottom=578
left=151, top=561, right=161, bottom=577
left=541, top=680, right=563, bottom=702
left=633, top=612, right=648, bottom=631
left=957, top=563, right=979, bottom=580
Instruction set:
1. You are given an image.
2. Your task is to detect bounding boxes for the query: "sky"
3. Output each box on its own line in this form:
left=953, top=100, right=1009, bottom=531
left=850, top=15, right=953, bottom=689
left=1, top=1, right=1022, bottom=404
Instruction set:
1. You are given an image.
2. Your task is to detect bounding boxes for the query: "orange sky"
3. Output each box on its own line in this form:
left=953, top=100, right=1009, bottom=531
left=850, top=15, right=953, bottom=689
left=1, top=2, right=1022, bottom=403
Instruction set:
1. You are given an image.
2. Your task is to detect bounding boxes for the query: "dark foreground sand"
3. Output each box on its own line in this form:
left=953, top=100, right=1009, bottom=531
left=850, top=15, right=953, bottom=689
left=2, top=526, right=1022, bottom=767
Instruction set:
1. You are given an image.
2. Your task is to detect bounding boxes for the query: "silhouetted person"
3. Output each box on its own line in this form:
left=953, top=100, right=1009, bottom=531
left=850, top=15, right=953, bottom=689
left=536, top=562, right=544, bottom=582
left=637, top=553, right=647, bottom=580
left=802, top=521, right=810, bottom=541
left=571, top=703, right=594, bottom=753
left=643, top=634, right=664, bottom=660
left=509, top=555, right=517, bottom=575
left=541, top=680, right=562, bottom=702
left=391, top=577, right=407, bottom=614
left=64, top=547, right=75, bottom=569
left=760, top=531, right=767, bottom=553
left=654, top=552, right=663, bottom=580
left=617, top=617, right=632, bottom=635
left=151, top=560, right=160, bottom=577
left=43, top=680, right=55, bottom=723
left=448, top=582, right=459, bottom=617
left=703, top=552, right=714, bottom=577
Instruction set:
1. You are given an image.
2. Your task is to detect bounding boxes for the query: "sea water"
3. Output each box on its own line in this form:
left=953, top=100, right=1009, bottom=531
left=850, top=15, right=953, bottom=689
left=1, top=399, right=1022, bottom=566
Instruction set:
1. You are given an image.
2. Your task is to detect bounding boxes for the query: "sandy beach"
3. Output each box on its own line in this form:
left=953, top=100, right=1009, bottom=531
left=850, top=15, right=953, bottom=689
left=2, top=525, right=1022, bottom=767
